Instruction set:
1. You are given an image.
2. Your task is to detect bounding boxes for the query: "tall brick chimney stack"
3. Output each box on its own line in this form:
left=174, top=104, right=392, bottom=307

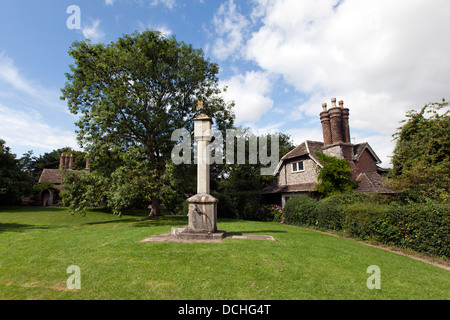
left=68, top=154, right=73, bottom=170
left=328, top=98, right=343, bottom=144
left=59, top=153, right=64, bottom=170
left=320, top=103, right=332, bottom=145
left=85, top=158, right=91, bottom=172
left=339, top=100, right=351, bottom=143
left=63, top=154, right=69, bottom=169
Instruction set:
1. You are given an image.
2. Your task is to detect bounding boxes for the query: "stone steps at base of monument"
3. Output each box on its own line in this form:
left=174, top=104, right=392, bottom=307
left=173, top=228, right=227, bottom=240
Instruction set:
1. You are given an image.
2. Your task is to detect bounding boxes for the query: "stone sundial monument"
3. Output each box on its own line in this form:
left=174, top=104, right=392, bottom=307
left=140, top=100, right=275, bottom=243
left=175, top=100, right=226, bottom=240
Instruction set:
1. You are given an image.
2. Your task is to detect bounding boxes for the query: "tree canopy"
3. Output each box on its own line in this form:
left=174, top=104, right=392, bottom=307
left=61, top=29, right=234, bottom=217
left=0, top=139, right=30, bottom=204
left=391, top=100, right=449, bottom=202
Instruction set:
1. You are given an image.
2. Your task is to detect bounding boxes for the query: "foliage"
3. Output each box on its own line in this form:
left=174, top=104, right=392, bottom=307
left=61, top=171, right=99, bottom=216
left=282, top=196, right=318, bottom=226
left=60, top=29, right=234, bottom=217
left=278, top=191, right=450, bottom=258
left=254, top=204, right=283, bottom=222
left=218, top=131, right=294, bottom=193
left=391, top=100, right=449, bottom=203
left=0, top=139, right=31, bottom=204
left=315, top=152, right=358, bottom=197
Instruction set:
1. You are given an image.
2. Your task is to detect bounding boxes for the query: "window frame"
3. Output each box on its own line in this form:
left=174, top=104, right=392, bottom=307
left=291, top=160, right=304, bottom=173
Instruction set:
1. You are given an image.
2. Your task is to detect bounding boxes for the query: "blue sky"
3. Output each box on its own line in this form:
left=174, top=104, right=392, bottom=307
left=1, top=0, right=450, bottom=167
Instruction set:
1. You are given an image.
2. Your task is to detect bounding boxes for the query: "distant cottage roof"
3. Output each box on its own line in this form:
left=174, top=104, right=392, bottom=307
left=38, top=169, right=67, bottom=184
left=356, top=171, right=395, bottom=194
left=261, top=182, right=318, bottom=194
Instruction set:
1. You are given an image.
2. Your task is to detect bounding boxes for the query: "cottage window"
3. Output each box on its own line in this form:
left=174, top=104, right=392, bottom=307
left=292, top=161, right=304, bottom=172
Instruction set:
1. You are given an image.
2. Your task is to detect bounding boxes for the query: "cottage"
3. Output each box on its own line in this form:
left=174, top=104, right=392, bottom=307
left=37, top=154, right=90, bottom=206
left=262, top=98, right=394, bottom=207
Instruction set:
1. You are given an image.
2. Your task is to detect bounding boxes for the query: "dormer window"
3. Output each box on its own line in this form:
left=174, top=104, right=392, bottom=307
left=292, top=161, right=304, bottom=172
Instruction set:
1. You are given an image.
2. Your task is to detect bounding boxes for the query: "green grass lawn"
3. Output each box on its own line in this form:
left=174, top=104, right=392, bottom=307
left=0, top=206, right=448, bottom=300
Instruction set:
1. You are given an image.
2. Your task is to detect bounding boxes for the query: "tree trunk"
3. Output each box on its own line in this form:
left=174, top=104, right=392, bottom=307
left=145, top=197, right=162, bottom=220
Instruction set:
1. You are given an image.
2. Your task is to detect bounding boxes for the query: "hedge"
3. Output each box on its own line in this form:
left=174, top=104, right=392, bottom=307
left=282, top=193, right=449, bottom=258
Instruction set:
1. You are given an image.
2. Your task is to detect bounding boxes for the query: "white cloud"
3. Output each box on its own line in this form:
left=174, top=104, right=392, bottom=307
left=0, top=52, right=38, bottom=96
left=211, top=0, right=250, bottom=60
left=0, top=104, right=78, bottom=155
left=0, top=52, right=66, bottom=110
left=245, top=0, right=450, bottom=135
left=82, top=19, right=105, bottom=43
left=147, top=0, right=176, bottom=10
left=210, top=0, right=450, bottom=164
left=105, top=0, right=114, bottom=5
left=221, top=71, right=274, bottom=124
left=0, top=53, right=77, bottom=156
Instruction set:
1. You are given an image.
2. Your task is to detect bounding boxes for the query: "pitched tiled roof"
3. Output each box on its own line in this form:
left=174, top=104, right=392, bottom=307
left=353, top=143, right=381, bottom=163
left=261, top=182, right=318, bottom=194
left=38, top=169, right=85, bottom=186
left=273, top=140, right=324, bottom=175
left=282, top=140, right=324, bottom=161
left=38, top=169, right=67, bottom=184
left=356, top=171, right=395, bottom=194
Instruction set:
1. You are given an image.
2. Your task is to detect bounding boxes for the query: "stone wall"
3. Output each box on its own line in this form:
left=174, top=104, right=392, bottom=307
left=278, top=157, right=319, bottom=186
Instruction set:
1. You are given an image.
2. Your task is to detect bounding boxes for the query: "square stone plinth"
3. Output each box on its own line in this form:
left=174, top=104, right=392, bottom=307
left=186, top=193, right=219, bottom=234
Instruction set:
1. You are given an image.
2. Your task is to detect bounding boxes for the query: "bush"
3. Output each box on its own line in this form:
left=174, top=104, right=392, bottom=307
left=212, top=191, right=236, bottom=219
left=255, top=204, right=283, bottom=222
left=342, top=202, right=391, bottom=240
left=279, top=191, right=449, bottom=258
left=314, top=196, right=345, bottom=231
left=227, top=191, right=262, bottom=220
left=283, top=196, right=318, bottom=226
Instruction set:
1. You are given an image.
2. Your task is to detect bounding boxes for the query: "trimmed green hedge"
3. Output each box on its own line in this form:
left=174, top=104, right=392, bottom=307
left=282, top=193, right=449, bottom=258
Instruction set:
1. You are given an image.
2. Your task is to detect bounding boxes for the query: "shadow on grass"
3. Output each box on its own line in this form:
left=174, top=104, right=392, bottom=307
left=132, top=215, right=188, bottom=228
left=225, top=230, right=287, bottom=236
left=0, top=223, right=50, bottom=233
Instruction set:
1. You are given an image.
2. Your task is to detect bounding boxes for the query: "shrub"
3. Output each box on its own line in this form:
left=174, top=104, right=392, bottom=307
left=278, top=191, right=449, bottom=258
left=314, top=196, right=345, bottom=231
left=212, top=191, right=236, bottom=219
left=227, top=191, right=262, bottom=220
left=255, top=204, right=283, bottom=222
left=342, top=202, right=391, bottom=240
left=283, top=196, right=318, bottom=226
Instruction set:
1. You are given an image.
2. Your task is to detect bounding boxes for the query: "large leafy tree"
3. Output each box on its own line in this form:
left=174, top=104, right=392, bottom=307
left=391, top=100, right=449, bottom=202
left=61, top=30, right=234, bottom=217
left=0, top=139, right=30, bottom=204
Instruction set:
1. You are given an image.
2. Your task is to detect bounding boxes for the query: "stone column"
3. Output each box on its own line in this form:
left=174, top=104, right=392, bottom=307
left=176, top=102, right=225, bottom=239
left=194, top=114, right=212, bottom=194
